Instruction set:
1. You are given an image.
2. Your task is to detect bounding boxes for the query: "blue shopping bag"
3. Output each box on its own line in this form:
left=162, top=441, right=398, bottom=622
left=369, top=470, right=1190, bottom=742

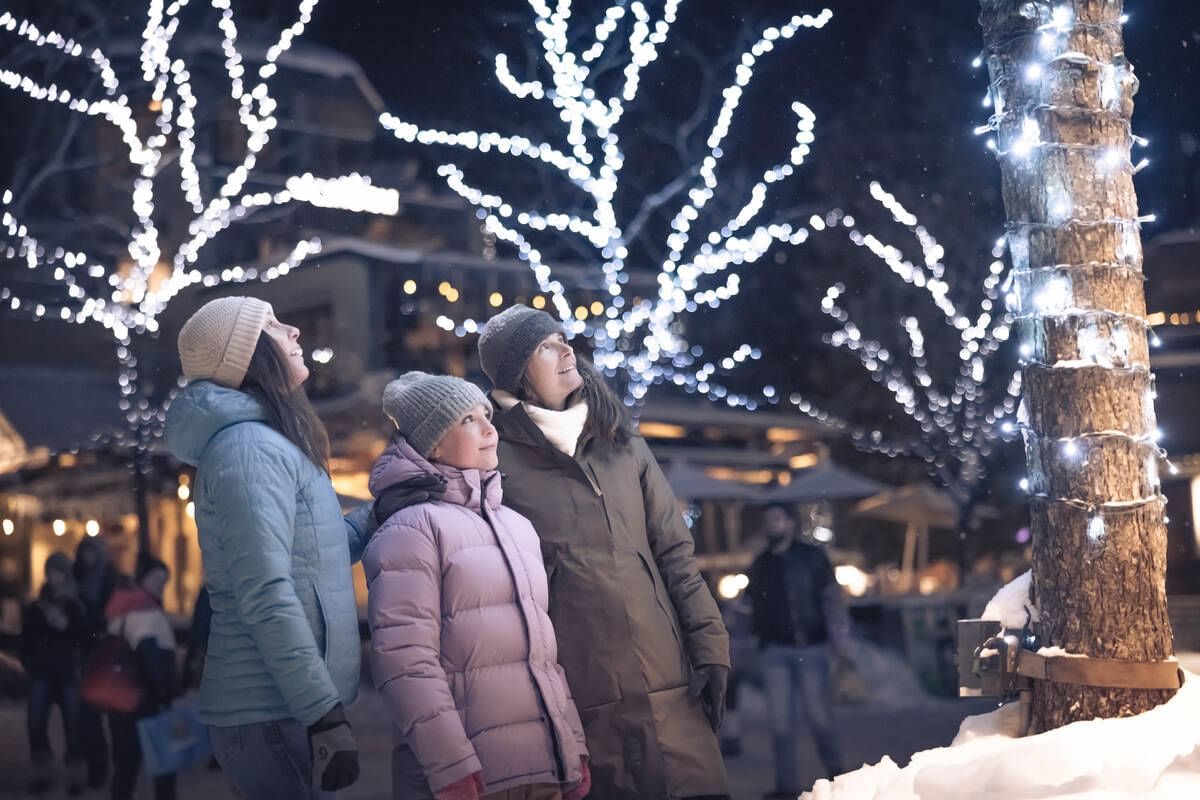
left=136, top=705, right=212, bottom=777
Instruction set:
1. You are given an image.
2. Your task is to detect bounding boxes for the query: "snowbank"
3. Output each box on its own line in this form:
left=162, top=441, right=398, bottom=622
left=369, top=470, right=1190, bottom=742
left=803, top=670, right=1200, bottom=799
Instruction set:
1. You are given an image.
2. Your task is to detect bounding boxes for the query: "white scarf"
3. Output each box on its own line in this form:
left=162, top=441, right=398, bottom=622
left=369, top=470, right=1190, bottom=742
left=495, top=390, right=589, bottom=456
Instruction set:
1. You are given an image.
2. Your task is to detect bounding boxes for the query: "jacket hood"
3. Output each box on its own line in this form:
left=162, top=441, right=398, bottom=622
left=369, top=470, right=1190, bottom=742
left=165, top=380, right=269, bottom=466
left=105, top=586, right=160, bottom=619
left=369, top=434, right=501, bottom=513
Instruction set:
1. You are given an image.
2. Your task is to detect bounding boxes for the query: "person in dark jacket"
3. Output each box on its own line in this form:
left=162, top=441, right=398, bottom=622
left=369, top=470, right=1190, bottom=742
left=747, top=505, right=850, bottom=798
left=21, top=552, right=87, bottom=796
left=477, top=305, right=731, bottom=799
left=106, top=554, right=178, bottom=800
left=74, top=536, right=117, bottom=788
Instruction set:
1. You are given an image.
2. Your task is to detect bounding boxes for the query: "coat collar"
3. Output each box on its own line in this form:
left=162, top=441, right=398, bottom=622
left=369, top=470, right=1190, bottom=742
left=369, top=434, right=501, bottom=512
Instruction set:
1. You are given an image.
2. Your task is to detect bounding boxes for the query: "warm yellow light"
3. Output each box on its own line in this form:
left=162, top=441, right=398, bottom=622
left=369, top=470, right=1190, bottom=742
left=532, top=296, right=546, bottom=309
left=330, top=471, right=373, bottom=502
left=788, top=453, right=819, bottom=470
left=1146, top=311, right=1166, bottom=326
left=403, top=279, right=418, bottom=295
left=705, top=467, right=774, bottom=484
left=590, top=301, right=604, bottom=315
left=149, top=98, right=163, bottom=112
left=177, top=484, right=190, bottom=501
left=835, top=565, right=871, bottom=597
left=58, top=453, right=77, bottom=467
left=489, top=292, right=504, bottom=307
left=52, top=519, right=66, bottom=537
left=638, top=421, right=686, bottom=439
left=574, top=306, right=588, bottom=320
left=446, top=288, right=460, bottom=303
left=767, top=427, right=807, bottom=444
left=85, top=520, right=100, bottom=537
left=2, top=519, right=13, bottom=536
left=438, top=281, right=452, bottom=296
left=717, top=573, right=751, bottom=600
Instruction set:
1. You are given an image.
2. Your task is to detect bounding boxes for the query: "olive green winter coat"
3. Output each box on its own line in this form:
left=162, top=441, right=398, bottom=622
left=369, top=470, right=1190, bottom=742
left=492, top=400, right=730, bottom=799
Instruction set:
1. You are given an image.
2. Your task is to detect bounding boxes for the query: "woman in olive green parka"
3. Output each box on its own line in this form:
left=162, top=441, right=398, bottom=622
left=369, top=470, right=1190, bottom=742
left=477, top=305, right=730, bottom=800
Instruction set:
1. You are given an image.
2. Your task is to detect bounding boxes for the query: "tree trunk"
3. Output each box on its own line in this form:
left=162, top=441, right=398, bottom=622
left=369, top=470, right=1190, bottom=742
left=977, top=0, right=1174, bottom=731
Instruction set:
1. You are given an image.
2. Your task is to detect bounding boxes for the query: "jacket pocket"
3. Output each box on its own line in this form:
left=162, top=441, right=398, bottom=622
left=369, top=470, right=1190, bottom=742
left=635, top=550, right=684, bottom=651
left=631, top=550, right=689, bottom=691
left=311, top=583, right=330, bottom=659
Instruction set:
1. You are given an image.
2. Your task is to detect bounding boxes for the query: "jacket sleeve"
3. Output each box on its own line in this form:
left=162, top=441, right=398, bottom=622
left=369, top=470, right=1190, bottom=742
left=18, top=603, right=38, bottom=673
left=364, top=521, right=481, bottom=792
left=556, top=662, right=589, bottom=751
left=635, top=437, right=730, bottom=669
left=343, top=503, right=377, bottom=564
left=206, top=440, right=340, bottom=727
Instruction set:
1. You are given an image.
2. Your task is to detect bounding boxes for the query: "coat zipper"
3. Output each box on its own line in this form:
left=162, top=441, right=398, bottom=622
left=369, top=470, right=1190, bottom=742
left=478, top=477, right=568, bottom=782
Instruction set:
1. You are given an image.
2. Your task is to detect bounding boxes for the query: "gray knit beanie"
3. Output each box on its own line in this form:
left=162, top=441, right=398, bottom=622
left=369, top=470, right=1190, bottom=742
left=477, top=305, right=563, bottom=393
left=382, top=371, right=488, bottom=457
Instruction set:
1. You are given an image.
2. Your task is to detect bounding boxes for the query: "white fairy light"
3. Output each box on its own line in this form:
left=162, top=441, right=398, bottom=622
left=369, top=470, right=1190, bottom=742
left=975, top=3, right=1166, bottom=540
left=809, top=185, right=1021, bottom=490
left=284, top=173, right=399, bottom=216
left=0, top=0, right=388, bottom=453
left=379, top=2, right=836, bottom=407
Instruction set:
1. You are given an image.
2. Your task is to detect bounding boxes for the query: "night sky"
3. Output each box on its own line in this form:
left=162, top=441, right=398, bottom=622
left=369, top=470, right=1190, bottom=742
left=2, top=0, right=1199, bottom=497
left=301, top=0, right=1200, bottom=231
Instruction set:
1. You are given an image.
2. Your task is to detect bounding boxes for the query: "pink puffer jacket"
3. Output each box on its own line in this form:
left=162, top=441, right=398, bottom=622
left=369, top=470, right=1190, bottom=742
left=364, top=437, right=588, bottom=796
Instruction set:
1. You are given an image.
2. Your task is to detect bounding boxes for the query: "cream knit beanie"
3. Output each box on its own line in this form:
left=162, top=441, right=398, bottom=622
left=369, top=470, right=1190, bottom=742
left=177, top=296, right=272, bottom=388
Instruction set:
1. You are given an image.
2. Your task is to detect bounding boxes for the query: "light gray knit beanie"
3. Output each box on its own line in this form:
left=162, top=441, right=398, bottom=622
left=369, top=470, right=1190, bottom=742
left=382, top=371, right=488, bottom=457
left=177, top=296, right=272, bottom=388
left=477, top=304, right=563, bottom=393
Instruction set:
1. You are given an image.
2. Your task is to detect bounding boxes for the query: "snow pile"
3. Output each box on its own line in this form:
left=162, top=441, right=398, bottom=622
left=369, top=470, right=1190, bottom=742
left=803, top=670, right=1200, bottom=799
left=837, top=638, right=933, bottom=709
left=980, top=570, right=1037, bottom=630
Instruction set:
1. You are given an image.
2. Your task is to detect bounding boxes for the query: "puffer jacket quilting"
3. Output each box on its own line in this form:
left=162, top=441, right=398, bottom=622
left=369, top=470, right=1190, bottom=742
left=364, top=436, right=587, bottom=795
left=165, top=380, right=374, bottom=728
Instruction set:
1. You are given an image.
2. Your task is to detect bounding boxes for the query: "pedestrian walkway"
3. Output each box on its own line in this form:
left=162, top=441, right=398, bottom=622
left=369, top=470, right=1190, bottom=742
left=0, top=684, right=992, bottom=799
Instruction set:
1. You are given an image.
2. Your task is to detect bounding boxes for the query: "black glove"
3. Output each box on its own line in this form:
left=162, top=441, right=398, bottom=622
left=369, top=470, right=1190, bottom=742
left=687, top=664, right=729, bottom=731
left=307, top=704, right=360, bottom=792
left=373, top=474, right=447, bottom=524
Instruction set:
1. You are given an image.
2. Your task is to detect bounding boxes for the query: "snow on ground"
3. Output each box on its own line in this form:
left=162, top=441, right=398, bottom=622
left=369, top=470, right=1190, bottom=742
left=802, top=669, right=1200, bottom=799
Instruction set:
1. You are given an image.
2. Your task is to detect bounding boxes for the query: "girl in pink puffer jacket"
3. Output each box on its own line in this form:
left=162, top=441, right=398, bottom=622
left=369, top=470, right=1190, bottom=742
left=364, top=372, right=590, bottom=800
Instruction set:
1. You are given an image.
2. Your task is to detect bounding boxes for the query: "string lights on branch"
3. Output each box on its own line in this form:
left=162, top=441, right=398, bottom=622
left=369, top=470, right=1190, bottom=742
left=804, top=187, right=1024, bottom=493
left=378, top=1, right=836, bottom=407
left=0, top=0, right=394, bottom=455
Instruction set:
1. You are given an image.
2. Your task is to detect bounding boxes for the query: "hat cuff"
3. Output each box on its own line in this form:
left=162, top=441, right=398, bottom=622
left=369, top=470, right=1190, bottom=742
left=213, top=298, right=271, bottom=388
left=409, top=384, right=488, bottom=456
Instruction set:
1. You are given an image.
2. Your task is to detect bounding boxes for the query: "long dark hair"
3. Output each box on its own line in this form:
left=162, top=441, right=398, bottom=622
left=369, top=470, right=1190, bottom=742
left=241, top=334, right=330, bottom=472
left=520, top=355, right=632, bottom=445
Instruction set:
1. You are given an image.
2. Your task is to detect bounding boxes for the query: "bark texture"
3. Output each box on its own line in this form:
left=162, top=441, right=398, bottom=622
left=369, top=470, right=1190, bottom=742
left=978, top=0, right=1174, bottom=732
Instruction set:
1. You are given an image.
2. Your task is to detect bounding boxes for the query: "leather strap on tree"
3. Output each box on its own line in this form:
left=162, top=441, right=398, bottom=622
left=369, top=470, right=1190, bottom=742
left=1016, top=651, right=1183, bottom=691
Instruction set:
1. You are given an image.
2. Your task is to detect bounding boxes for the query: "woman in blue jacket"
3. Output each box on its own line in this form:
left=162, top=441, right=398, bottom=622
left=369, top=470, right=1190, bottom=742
left=165, top=296, right=374, bottom=798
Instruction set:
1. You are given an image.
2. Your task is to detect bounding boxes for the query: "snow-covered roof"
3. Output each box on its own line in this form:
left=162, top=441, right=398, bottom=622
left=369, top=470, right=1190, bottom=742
left=104, top=34, right=385, bottom=112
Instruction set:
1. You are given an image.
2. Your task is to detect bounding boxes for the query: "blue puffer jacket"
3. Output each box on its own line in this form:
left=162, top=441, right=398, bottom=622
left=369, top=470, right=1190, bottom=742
left=165, top=381, right=374, bottom=728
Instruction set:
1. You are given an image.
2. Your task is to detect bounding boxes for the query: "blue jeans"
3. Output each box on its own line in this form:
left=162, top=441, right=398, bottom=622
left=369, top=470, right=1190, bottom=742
left=761, top=644, right=843, bottom=791
left=27, top=678, right=82, bottom=764
left=209, top=719, right=336, bottom=800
